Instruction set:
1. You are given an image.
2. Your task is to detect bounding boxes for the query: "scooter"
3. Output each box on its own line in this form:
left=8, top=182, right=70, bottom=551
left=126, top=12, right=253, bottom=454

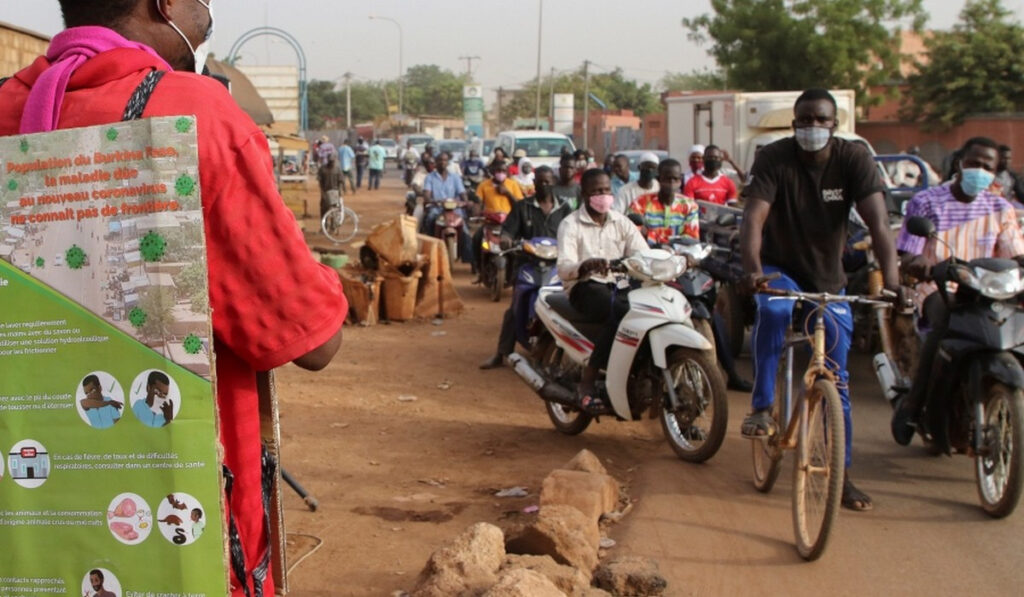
left=430, top=199, right=468, bottom=272
left=509, top=249, right=729, bottom=463
left=901, top=216, right=1024, bottom=518
left=479, top=212, right=512, bottom=302
left=665, top=237, right=718, bottom=355
left=510, top=237, right=560, bottom=348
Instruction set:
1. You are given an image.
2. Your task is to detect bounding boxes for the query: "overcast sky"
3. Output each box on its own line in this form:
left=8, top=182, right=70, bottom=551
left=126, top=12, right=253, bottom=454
left=4, top=0, right=1023, bottom=100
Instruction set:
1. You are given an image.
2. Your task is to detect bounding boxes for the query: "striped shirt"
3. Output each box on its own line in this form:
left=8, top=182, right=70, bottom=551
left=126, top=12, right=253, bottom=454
left=629, top=192, right=700, bottom=245
left=896, top=182, right=1024, bottom=262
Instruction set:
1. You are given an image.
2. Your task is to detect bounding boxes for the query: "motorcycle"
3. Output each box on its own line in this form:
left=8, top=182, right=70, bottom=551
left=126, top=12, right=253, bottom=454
left=664, top=237, right=720, bottom=359
left=696, top=201, right=751, bottom=359
left=510, top=237, right=560, bottom=348
left=508, top=249, right=729, bottom=463
left=901, top=216, right=1024, bottom=517
left=431, top=199, right=468, bottom=272
left=479, top=212, right=513, bottom=301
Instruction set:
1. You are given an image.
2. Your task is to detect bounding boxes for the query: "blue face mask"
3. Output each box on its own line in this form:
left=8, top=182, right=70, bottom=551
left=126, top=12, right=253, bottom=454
left=959, top=164, right=995, bottom=197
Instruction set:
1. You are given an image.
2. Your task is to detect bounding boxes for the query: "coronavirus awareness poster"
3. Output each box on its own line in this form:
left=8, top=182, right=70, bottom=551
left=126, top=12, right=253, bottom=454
left=0, top=117, right=227, bottom=597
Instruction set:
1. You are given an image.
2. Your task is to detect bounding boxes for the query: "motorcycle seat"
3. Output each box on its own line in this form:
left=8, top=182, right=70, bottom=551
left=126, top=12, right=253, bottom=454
left=544, top=293, right=606, bottom=343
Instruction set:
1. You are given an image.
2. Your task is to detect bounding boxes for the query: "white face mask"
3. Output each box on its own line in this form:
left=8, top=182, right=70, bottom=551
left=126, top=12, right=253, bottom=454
left=158, top=0, right=214, bottom=74
left=794, top=126, right=831, bottom=153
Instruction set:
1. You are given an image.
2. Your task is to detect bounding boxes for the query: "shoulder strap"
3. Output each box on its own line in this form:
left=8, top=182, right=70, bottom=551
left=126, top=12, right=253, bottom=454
left=122, top=70, right=166, bottom=121
left=0, top=77, right=9, bottom=89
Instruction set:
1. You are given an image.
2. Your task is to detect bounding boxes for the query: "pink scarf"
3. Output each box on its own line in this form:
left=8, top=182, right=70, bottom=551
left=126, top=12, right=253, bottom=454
left=20, top=26, right=173, bottom=134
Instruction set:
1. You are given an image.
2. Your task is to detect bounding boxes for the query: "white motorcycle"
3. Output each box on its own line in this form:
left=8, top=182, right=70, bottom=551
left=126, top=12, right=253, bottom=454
left=508, top=249, right=729, bottom=463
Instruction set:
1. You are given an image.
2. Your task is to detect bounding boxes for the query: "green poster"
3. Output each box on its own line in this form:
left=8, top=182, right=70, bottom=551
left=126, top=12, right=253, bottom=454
left=0, top=117, right=227, bottom=597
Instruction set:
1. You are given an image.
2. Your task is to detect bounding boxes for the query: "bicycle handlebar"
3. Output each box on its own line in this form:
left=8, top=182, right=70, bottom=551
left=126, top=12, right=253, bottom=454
left=759, top=287, right=893, bottom=307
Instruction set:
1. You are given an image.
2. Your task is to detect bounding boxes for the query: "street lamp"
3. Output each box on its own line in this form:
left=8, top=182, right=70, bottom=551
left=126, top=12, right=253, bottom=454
left=369, top=15, right=404, bottom=116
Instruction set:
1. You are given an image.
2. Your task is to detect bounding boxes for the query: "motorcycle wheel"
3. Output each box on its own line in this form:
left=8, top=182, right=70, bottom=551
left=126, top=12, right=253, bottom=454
left=716, top=283, right=746, bottom=358
left=975, top=383, right=1024, bottom=518
left=445, top=235, right=457, bottom=272
left=490, top=263, right=505, bottom=302
left=536, top=336, right=592, bottom=435
left=660, top=347, right=728, bottom=463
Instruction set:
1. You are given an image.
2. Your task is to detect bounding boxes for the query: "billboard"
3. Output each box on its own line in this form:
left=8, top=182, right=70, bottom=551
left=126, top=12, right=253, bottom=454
left=463, top=85, right=485, bottom=138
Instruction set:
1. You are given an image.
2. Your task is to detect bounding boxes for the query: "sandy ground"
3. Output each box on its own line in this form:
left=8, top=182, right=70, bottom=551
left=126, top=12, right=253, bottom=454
left=276, top=170, right=1024, bottom=596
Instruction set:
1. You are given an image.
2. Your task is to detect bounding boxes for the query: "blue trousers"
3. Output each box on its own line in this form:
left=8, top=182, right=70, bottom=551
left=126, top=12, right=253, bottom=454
left=751, top=266, right=854, bottom=467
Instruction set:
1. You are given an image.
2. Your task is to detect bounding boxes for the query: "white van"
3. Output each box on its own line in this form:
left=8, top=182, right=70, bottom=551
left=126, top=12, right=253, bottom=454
left=494, top=131, right=575, bottom=168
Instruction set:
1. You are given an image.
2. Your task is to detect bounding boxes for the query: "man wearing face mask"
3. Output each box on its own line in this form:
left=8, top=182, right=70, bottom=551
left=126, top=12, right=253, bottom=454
left=615, top=153, right=661, bottom=213
left=683, top=145, right=738, bottom=206
left=0, top=2, right=348, bottom=595
left=683, top=145, right=705, bottom=186
left=738, top=88, right=901, bottom=512
left=891, top=137, right=1024, bottom=445
left=557, top=169, right=649, bottom=411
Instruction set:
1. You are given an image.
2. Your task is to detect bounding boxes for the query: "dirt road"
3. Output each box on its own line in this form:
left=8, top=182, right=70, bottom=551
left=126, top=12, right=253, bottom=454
left=277, top=171, right=1022, bottom=596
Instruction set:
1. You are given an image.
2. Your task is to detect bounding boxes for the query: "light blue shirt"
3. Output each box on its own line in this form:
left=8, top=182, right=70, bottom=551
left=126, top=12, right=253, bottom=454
left=133, top=399, right=167, bottom=428
left=423, top=170, right=465, bottom=200
left=611, top=171, right=638, bottom=197
left=369, top=145, right=387, bottom=170
left=338, top=145, right=355, bottom=171
left=85, top=398, right=121, bottom=429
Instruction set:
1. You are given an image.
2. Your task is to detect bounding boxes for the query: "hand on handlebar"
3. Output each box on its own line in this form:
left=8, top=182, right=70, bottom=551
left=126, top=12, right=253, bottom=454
left=740, top=272, right=780, bottom=295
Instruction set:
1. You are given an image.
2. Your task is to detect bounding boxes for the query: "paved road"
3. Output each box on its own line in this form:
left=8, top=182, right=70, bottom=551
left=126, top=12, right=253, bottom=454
left=613, top=351, right=1023, bottom=596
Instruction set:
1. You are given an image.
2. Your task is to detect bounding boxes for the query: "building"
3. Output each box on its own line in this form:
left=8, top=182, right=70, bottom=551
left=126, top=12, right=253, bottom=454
left=0, top=20, right=48, bottom=76
left=236, top=64, right=300, bottom=134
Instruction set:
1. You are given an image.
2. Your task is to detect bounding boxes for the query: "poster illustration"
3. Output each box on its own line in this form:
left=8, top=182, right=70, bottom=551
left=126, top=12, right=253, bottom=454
left=0, top=117, right=227, bottom=597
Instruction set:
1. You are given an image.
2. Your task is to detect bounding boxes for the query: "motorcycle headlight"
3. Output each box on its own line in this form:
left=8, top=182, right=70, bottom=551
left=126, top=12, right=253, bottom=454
left=978, top=268, right=1024, bottom=300
left=481, top=240, right=490, bottom=251
left=649, top=256, right=686, bottom=282
left=524, top=240, right=558, bottom=260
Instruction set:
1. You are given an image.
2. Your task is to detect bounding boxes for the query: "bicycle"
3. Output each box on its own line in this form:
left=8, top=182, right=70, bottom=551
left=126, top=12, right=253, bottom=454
left=749, top=287, right=890, bottom=561
left=320, top=189, right=359, bottom=244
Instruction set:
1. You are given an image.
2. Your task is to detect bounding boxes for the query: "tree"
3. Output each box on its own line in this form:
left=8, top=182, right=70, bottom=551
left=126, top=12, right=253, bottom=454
left=903, top=0, right=1024, bottom=129
left=683, top=0, right=926, bottom=106
left=307, top=80, right=344, bottom=129
left=498, top=66, right=662, bottom=125
left=401, top=65, right=468, bottom=116
left=659, top=69, right=727, bottom=92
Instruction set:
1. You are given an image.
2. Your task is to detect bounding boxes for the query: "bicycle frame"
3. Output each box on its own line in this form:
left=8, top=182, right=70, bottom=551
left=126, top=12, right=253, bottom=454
left=774, top=302, right=835, bottom=452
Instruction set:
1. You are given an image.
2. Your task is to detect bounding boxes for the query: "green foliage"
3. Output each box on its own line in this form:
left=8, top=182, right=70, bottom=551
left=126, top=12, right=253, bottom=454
left=137, top=289, right=174, bottom=341
left=173, top=261, right=209, bottom=314
left=499, top=66, right=662, bottom=125
left=683, top=0, right=926, bottom=106
left=903, top=0, right=1024, bottom=129
left=401, top=65, right=468, bottom=116
left=660, top=69, right=727, bottom=92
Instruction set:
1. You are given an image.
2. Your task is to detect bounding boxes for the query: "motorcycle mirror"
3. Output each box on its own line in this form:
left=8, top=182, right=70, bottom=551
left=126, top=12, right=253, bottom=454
left=716, top=213, right=738, bottom=227
left=905, top=216, right=936, bottom=239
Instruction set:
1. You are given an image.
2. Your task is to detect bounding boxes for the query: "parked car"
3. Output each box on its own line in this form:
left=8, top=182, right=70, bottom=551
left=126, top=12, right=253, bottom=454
left=437, top=139, right=469, bottom=164
left=398, top=133, right=435, bottom=158
left=494, top=131, right=575, bottom=168
left=378, top=138, right=399, bottom=163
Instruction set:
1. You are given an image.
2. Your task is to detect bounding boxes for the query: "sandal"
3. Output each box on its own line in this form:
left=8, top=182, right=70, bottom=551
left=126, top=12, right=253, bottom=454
left=578, top=390, right=611, bottom=415
left=740, top=408, right=776, bottom=438
left=842, top=476, right=874, bottom=512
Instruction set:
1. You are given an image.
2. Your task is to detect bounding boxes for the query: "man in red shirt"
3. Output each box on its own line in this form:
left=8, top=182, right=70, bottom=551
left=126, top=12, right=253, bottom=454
left=0, top=2, right=347, bottom=595
left=683, top=144, right=738, bottom=205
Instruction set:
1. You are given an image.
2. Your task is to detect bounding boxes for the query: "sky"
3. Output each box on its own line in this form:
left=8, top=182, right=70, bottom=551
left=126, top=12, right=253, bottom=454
left=3, top=0, right=1024, bottom=102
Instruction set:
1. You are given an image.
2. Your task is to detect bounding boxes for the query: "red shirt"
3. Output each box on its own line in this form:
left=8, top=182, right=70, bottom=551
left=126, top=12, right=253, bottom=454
left=683, top=172, right=737, bottom=205
left=0, top=49, right=347, bottom=596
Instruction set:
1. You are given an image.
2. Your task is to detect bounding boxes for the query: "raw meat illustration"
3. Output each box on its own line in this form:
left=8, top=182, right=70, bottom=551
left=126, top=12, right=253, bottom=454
left=109, top=521, right=139, bottom=541
left=108, top=497, right=137, bottom=519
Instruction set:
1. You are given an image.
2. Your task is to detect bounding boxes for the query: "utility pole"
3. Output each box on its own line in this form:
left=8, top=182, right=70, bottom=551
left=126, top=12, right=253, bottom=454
left=582, top=60, right=590, bottom=150
left=458, top=55, right=481, bottom=80
left=343, top=72, right=352, bottom=132
left=497, top=86, right=503, bottom=131
left=548, top=66, right=555, bottom=130
left=533, top=0, right=544, bottom=130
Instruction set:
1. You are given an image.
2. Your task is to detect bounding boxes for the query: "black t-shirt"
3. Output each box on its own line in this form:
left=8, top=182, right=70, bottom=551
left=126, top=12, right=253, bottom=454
left=741, top=137, right=883, bottom=293
left=503, top=196, right=573, bottom=240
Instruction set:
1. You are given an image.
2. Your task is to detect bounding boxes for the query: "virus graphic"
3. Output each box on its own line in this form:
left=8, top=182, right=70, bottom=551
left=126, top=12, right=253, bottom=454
left=175, top=117, right=193, bottom=133
left=183, top=334, right=203, bottom=355
left=128, top=307, right=147, bottom=328
left=19, top=139, right=29, bottom=153
left=65, top=245, right=87, bottom=269
left=139, top=231, right=167, bottom=262
left=6, top=179, right=16, bottom=191
left=175, top=174, right=196, bottom=197
left=35, top=257, right=44, bottom=268
left=106, top=128, right=119, bottom=141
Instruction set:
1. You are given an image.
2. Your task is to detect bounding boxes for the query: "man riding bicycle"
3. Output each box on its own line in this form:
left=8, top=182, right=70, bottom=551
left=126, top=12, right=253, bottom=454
left=739, top=88, right=902, bottom=512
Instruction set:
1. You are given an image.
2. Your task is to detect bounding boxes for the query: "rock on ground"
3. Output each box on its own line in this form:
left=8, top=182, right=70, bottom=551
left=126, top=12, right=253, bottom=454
left=562, top=449, right=608, bottom=475
left=482, top=568, right=568, bottom=597
left=503, top=554, right=591, bottom=596
left=412, top=522, right=506, bottom=597
left=505, top=505, right=600, bottom=574
left=540, top=469, right=620, bottom=522
left=594, top=556, right=668, bottom=596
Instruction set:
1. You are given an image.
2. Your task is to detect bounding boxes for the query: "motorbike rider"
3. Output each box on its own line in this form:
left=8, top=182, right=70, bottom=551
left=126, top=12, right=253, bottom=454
left=683, top=144, right=705, bottom=186
left=683, top=145, right=739, bottom=206
left=610, top=153, right=637, bottom=200
left=614, top=153, right=661, bottom=213
left=402, top=141, right=420, bottom=187
left=552, top=154, right=582, bottom=209
left=423, top=152, right=473, bottom=264
left=739, top=88, right=902, bottom=512
left=462, top=148, right=487, bottom=193
left=407, top=155, right=436, bottom=221
left=473, top=160, right=526, bottom=272
left=891, top=136, right=1024, bottom=445
left=557, top=169, right=649, bottom=412
left=481, top=166, right=573, bottom=369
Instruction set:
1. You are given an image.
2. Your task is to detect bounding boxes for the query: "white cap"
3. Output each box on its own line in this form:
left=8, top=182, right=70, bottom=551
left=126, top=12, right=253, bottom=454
left=688, top=144, right=705, bottom=156
left=638, top=151, right=660, bottom=166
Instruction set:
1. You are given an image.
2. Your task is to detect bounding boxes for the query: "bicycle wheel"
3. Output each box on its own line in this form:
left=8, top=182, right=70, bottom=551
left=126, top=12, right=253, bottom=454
left=752, top=346, right=791, bottom=493
left=321, top=206, right=358, bottom=243
left=792, top=378, right=845, bottom=561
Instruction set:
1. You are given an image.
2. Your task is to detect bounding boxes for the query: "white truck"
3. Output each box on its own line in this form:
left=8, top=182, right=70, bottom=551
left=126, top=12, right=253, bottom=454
left=665, top=89, right=876, bottom=174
